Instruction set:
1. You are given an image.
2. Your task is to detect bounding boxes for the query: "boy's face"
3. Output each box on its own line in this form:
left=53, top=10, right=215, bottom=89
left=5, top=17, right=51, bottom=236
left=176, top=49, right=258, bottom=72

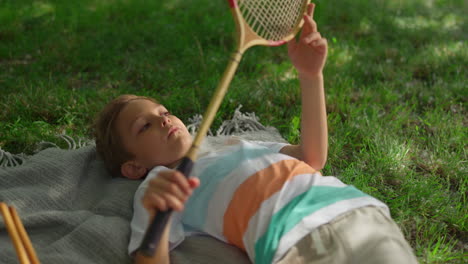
left=116, top=99, right=192, bottom=174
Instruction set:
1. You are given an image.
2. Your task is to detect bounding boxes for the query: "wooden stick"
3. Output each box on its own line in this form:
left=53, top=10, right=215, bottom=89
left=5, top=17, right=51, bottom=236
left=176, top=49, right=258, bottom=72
left=10, top=207, right=41, bottom=264
left=0, top=203, right=31, bottom=264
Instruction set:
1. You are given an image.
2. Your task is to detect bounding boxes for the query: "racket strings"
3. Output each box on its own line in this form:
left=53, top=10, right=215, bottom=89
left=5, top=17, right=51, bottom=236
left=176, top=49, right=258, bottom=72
left=239, top=0, right=305, bottom=41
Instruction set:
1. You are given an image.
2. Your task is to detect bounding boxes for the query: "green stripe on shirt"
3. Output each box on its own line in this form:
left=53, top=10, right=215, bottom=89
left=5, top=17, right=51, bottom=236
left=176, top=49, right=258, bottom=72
left=254, top=185, right=368, bottom=264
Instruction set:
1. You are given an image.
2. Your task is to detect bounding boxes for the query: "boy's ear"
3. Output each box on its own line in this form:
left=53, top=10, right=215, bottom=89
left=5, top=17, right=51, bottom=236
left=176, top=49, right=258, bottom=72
left=121, top=160, right=147, bottom=179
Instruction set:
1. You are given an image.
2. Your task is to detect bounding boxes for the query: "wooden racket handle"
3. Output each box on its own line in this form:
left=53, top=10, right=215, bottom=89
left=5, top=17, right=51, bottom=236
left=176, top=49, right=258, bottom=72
left=138, top=51, right=243, bottom=257
left=187, top=51, right=243, bottom=160
left=10, top=207, right=40, bottom=264
left=0, top=203, right=30, bottom=264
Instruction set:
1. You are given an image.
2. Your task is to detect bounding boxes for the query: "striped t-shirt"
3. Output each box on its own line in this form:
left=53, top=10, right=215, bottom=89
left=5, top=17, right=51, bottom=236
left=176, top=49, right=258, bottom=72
left=128, top=140, right=389, bottom=263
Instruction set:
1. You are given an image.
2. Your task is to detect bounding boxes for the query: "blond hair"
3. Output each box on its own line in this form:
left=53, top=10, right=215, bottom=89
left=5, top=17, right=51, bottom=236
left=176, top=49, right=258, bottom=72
left=93, top=94, right=158, bottom=177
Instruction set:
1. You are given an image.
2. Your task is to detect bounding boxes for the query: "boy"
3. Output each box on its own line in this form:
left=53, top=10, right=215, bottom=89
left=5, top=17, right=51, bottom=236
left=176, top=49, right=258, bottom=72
left=93, top=3, right=418, bottom=264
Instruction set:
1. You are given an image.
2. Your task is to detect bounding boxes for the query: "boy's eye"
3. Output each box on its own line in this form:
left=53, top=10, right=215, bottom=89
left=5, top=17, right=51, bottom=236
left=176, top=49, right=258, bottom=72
left=139, top=123, right=151, bottom=133
left=163, top=111, right=171, bottom=116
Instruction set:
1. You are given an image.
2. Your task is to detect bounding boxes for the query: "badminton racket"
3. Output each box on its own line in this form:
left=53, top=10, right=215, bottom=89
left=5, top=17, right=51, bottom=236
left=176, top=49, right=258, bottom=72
left=139, top=0, right=310, bottom=256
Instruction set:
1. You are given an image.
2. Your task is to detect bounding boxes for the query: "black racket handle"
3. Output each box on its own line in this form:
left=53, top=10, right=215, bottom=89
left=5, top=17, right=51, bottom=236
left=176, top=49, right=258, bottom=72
left=138, top=157, right=194, bottom=257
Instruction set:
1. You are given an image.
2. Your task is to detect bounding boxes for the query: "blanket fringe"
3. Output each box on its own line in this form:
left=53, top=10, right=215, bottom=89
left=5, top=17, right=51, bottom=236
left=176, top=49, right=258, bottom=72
left=0, top=134, right=94, bottom=168
left=0, top=148, right=27, bottom=168
left=34, top=134, right=93, bottom=153
left=187, top=105, right=266, bottom=136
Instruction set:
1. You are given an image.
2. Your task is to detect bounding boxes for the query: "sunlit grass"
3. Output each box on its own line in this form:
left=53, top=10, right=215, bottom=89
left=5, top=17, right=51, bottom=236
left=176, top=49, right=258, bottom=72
left=393, top=13, right=462, bottom=31
left=329, top=45, right=355, bottom=67
left=420, top=41, right=466, bottom=59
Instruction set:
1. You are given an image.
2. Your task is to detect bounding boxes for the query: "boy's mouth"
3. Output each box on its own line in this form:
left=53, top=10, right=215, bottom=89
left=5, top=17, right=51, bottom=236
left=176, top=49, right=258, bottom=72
left=167, top=127, right=179, bottom=138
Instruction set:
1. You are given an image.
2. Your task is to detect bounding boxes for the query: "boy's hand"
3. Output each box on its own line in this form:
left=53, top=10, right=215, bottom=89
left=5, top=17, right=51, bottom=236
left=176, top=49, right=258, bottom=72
left=142, top=170, right=200, bottom=214
left=288, top=3, right=328, bottom=79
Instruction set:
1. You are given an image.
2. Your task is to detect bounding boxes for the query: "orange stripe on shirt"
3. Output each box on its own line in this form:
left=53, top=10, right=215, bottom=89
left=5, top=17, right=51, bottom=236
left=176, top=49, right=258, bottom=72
left=223, top=159, right=316, bottom=250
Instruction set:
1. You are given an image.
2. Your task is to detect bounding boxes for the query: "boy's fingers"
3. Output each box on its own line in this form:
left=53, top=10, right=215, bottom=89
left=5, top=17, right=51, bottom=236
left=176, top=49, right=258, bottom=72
left=148, top=179, right=187, bottom=203
left=188, top=177, right=200, bottom=189
left=143, top=193, right=168, bottom=211
left=315, top=38, right=328, bottom=48
left=162, top=181, right=187, bottom=202
left=144, top=191, right=184, bottom=212
left=303, top=32, right=322, bottom=45
left=311, top=38, right=328, bottom=51
left=144, top=173, right=200, bottom=214
left=304, top=15, right=317, bottom=33
left=172, top=171, right=192, bottom=194
left=161, top=170, right=191, bottom=195
left=308, top=2, right=315, bottom=18
left=162, top=193, right=184, bottom=211
left=143, top=189, right=187, bottom=212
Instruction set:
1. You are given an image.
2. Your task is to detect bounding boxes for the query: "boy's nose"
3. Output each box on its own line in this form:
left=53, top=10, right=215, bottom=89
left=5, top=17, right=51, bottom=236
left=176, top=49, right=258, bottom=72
left=161, top=116, right=171, bottom=127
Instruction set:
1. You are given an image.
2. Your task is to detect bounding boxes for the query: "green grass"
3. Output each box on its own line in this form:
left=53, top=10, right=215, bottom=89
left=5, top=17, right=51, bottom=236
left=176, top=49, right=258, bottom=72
left=1, top=0, right=466, bottom=262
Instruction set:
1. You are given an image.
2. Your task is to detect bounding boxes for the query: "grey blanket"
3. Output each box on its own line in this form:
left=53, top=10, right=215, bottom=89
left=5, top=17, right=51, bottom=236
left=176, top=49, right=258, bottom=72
left=0, top=145, right=255, bottom=264
left=0, top=146, right=141, bottom=263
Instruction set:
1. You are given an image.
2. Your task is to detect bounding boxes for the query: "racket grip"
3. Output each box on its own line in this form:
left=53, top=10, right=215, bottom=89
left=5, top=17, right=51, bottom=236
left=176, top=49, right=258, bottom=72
left=138, top=209, right=173, bottom=256
left=138, top=157, right=195, bottom=257
left=176, top=156, right=195, bottom=179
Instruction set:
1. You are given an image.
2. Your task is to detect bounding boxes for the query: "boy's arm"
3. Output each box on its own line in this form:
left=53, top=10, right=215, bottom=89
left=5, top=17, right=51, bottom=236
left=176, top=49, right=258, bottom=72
left=281, top=75, right=327, bottom=171
left=280, top=3, right=328, bottom=171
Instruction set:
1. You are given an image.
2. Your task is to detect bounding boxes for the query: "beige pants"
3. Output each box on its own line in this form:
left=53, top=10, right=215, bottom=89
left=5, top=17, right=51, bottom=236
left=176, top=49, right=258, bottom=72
left=276, top=206, right=418, bottom=264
